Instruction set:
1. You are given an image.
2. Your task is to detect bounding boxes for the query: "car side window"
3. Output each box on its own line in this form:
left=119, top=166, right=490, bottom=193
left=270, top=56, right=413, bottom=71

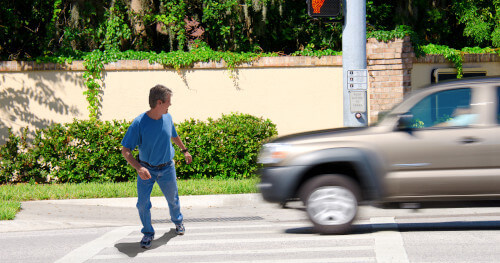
left=408, top=88, right=474, bottom=128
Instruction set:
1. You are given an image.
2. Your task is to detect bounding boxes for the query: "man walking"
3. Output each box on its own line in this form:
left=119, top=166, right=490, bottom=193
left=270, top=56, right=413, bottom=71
left=121, top=84, right=192, bottom=249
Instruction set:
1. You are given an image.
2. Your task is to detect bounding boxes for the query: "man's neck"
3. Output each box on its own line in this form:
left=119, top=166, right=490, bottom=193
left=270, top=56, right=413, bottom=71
left=146, top=109, right=162, bottom=120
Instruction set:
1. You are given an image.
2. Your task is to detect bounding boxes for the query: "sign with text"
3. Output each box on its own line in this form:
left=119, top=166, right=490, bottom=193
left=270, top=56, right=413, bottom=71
left=349, top=91, right=367, bottom=112
left=347, top=69, right=368, bottom=90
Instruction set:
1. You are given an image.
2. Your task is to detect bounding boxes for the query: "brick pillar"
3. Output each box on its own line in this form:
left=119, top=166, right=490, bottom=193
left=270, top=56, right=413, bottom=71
left=367, top=36, right=415, bottom=124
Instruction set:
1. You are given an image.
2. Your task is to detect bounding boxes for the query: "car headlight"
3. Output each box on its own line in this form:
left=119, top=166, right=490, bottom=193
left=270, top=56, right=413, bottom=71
left=258, top=143, right=293, bottom=164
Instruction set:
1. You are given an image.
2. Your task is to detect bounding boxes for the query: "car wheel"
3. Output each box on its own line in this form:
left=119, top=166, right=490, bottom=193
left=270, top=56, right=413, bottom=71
left=300, top=174, right=361, bottom=234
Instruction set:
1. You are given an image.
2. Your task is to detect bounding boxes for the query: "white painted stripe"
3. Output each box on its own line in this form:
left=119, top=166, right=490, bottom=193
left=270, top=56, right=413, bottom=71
left=154, top=222, right=310, bottom=230
left=128, top=229, right=282, bottom=238
left=156, top=235, right=371, bottom=246
left=371, top=217, right=409, bottom=263
left=188, top=259, right=375, bottom=263
left=93, top=246, right=373, bottom=259
left=54, top=226, right=135, bottom=263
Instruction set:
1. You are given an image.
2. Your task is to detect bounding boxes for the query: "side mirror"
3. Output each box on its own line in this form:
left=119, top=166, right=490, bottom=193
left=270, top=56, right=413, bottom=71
left=397, top=113, right=414, bottom=134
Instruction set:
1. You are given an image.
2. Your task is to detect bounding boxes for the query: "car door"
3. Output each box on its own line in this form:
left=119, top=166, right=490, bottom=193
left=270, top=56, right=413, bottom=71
left=377, top=86, right=496, bottom=198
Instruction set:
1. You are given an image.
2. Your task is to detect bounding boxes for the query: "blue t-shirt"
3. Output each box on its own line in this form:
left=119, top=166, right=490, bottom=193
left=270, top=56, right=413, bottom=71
left=121, top=112, right=178, bottom=166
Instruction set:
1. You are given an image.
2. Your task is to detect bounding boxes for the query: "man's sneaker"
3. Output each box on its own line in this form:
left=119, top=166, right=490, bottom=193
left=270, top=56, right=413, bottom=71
left=175, top=223, right=185, bottom=235
left=140, top=235, right=154, bottom=249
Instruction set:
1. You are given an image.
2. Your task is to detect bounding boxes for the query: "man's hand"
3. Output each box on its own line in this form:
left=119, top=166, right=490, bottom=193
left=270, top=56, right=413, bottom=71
left=184, top=152, right=193, bottom=164
left=137, top=166, right=152, bottom=180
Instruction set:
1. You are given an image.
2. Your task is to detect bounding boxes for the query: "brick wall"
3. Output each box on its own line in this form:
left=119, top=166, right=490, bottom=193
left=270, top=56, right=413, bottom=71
left=366, top=36, right=415, bottom=124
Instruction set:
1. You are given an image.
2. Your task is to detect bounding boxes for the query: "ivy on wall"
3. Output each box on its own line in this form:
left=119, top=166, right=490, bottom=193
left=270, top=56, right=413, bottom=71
left=368, top=26, right=499, bottom=79
left=41, top=41, right=278, bottom=119
left=39, top=32, right=499, bottom=120
left=420, top=44, right=498, bottom=78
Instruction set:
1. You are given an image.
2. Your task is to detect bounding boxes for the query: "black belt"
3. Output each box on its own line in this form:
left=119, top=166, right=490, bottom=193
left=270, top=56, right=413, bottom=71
left=138, top=157, right=172, bottom=168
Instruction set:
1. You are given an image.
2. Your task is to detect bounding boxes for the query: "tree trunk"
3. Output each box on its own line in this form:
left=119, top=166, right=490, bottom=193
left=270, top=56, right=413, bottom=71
left=130, top=0, right=147, bottom=38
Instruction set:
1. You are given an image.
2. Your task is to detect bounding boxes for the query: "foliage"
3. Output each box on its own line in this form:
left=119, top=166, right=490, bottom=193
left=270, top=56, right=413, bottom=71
left=367, top=25, right=424, bottom=57
left=0, top=119, right=134, bottom=183
left=0, top=201, right=21, bottom=220
left=0, top=129, right=36, bottom=184
left=292, top=44, right=341, bottom=57
left=420, top=44, right=498, bottom=78
left=0, top=113, right=277, bottom=183
left=36, top=42, right=278, bottom=119
left=2, top=0, right=499, bottom=61
left=421, top=44, right=463, bottom=78
left=174, top=113, right=277, bottom=179
left=452, top=0, right=500, bottom=47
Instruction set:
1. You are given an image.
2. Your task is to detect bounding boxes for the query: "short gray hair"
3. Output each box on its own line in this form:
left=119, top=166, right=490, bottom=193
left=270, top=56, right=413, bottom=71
left=149, top=84, right=172, bottom=108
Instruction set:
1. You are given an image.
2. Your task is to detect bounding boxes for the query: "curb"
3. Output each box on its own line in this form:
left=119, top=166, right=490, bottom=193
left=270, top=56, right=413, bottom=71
left=22, top=193, right=264, bottom=209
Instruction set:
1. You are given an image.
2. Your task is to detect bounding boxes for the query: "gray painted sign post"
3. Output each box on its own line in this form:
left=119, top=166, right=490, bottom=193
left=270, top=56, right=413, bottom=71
left=342, top=0, right=367, bottom=127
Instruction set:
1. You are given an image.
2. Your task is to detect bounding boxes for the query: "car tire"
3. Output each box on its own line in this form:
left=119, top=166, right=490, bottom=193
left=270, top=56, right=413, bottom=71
left=300, top=174, right=361, bottom=235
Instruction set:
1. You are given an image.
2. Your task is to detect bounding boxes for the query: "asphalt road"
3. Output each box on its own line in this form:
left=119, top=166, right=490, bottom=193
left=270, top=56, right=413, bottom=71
left=1, top=194, right=500, bottom=262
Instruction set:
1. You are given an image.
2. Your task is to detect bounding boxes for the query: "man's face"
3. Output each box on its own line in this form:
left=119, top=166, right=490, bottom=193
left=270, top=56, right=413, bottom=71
left=159, top=95, right=171, bottom=114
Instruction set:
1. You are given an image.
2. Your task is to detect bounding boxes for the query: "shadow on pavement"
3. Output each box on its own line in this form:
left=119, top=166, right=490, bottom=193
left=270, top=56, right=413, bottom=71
left=285, top=220, right=500, bottom=235
left=115, top=229, right=177, bottom=257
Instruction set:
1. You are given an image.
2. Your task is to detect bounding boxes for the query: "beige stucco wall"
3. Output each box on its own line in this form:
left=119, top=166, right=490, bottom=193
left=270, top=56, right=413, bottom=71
left=0, top=71, right=88, bottom=142
left=1, top=52, right=498, bottom=145
left=0, top=64, right=344, bottom=144
left=101, top=67, right=344, bottom=135
left=102, top=67, right=343, bottom=135
left=412, top=61, right=500, bottom=91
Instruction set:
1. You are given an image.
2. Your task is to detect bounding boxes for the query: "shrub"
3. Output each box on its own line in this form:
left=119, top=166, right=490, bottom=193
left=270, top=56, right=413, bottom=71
left=0, top=128, right=36, bottom=184
left=0, top=113, right=277, bottom=183
left=175, top=113, right=277, bottom=179
left=0, top=119, right=134, bottom=183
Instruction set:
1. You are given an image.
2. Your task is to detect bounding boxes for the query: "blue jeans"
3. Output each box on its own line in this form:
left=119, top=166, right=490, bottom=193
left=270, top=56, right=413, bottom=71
left=136, top=161, right=183, bottom=237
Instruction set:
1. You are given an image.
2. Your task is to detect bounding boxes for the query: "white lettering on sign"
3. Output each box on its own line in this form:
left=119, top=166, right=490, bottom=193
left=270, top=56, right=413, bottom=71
left=349, top=91, right=366, bottom=112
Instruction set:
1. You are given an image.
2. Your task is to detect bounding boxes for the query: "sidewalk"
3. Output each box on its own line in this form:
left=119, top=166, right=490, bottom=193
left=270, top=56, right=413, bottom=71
left=0, top=194, right=303, bottom=233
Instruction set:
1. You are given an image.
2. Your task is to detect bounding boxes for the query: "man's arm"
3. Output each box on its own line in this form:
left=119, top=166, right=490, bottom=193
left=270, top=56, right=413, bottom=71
left=172, top=136, right=193, bottom=164
left=121, top=147, right=151, bottom=180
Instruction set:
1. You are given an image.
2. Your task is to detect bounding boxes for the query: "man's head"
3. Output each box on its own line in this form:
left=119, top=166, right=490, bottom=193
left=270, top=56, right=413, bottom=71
left=149, top=84, right=173, bottom=111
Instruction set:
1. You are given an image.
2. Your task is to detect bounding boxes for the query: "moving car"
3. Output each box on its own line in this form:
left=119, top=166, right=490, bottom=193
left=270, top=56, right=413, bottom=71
left=257, top=76, right=500, bottom=234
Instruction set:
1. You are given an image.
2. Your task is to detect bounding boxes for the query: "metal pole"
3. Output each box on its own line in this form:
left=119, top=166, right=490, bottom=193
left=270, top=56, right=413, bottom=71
left=342, top=0, right=367, bottom=127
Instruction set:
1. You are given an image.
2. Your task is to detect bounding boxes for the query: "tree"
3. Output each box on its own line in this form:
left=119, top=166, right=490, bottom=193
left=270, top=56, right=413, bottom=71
left=452, top=0, right=500, bottom=48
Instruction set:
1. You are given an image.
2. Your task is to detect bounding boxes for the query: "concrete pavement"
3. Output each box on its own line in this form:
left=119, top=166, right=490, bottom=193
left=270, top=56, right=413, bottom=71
left=0, top=194, right=310, bottom=233
left=5, top=193, right=500, bottom=234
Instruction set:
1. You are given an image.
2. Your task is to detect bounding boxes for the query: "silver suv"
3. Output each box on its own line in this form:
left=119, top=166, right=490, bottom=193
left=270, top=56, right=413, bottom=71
left=257, top=76, right=500, bottom=234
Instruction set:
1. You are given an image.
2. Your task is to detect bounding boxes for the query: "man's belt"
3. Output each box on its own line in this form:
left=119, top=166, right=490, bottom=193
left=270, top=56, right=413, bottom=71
left=137, top=157, right=172, bottom=168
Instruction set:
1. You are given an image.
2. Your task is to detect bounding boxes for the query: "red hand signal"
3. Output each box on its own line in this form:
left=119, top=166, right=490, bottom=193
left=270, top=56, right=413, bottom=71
left=312, top=0, right=326, bottom=13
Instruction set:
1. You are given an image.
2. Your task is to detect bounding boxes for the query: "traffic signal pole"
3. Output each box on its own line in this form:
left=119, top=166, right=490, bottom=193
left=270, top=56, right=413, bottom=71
left=342, top=0, right=367, bottom=127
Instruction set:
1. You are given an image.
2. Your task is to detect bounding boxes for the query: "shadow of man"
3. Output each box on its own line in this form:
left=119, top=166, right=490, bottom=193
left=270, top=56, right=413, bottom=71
left=115, top=228, right=177, bottom=258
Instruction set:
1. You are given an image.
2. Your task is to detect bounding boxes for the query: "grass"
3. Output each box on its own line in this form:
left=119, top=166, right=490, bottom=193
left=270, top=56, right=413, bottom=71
left=0, top=177, right=260, bottom=220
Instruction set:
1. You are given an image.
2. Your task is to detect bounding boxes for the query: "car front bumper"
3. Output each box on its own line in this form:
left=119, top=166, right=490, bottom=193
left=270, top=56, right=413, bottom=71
left=257, top=165, right=308, bottom=203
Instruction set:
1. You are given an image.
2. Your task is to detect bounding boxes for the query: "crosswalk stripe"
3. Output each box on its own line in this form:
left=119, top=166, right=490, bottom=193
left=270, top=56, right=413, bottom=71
left=93, top=246, right=374, bottom=259
left=153, top=222, right=310, bottom=230
left=128, top=229, right=284, bottom=237
left=371, top=217, right=409, bottom=263
left=187, top=258, right=375, bottom=263
left=54, top=226, right=135, bottom=263
left=158, top=235, right=371, bottom=245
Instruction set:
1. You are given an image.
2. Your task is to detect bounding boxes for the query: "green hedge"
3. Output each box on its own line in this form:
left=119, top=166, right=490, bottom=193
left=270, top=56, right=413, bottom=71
left=175, top=113, right=277, bottom=179
left=0, top=113, right=277, bottom=183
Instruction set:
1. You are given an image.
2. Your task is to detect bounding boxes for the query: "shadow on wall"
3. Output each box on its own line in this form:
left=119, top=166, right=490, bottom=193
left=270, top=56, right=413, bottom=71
left=0, top=71, right=83, bottom=145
